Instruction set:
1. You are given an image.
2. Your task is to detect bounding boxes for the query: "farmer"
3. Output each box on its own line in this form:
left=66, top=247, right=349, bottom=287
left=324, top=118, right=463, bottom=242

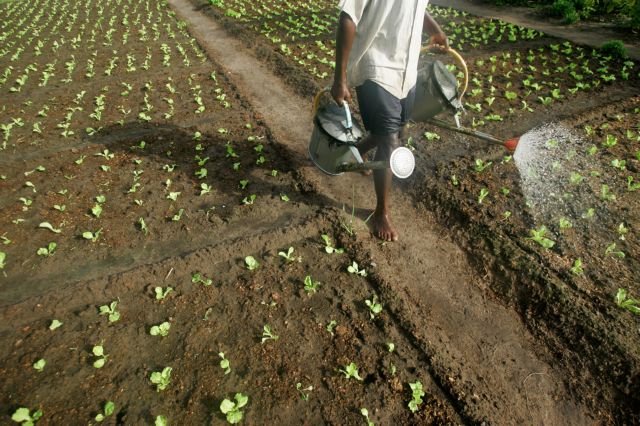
left=331, top=0, right=448, bottom=241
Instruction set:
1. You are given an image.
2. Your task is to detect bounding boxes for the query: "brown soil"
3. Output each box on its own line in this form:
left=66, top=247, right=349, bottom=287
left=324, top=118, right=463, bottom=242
left=185, top=0, right=640, bottom=423
left=1, top=0, right=638, bottom=424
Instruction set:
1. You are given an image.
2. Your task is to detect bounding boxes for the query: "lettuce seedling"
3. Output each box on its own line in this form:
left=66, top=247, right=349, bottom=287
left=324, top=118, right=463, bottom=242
left=150, top=367, right=172, bottom=391
left=155, top=416, right=168, bottom=426
left=98, top=301, right=120, bottom=322
left=219, top=352, right=231, bottom=374
left=191, top=273, right=212, bottom=286
left=296, top=382, right=313, bottom=401
left=570, top=259, right=584, bottom=276
left=38, top=222, right=61, bottom=234
left=245, top=256, right=259, bottom=270
left=408, top=381, right=425, bottom=412
left=326, top=320, right=337, bottom=336
left=528, top=226, right=555, bottom=249
left=278, top=247, right=298, bottom=263
left=605, top=243, right=625, bottom=258
left=155, top=286, right=173, bottom=300
left=321, top=234, right=344, bottom=254
left=365, top=295, right=383, bottom=319
left=615, top=288, right=640, bottom=315
left=478, top=188, right=489, bottom=204
left=150, top=322, right=170, bottom=337
left=36, top=242, right=57, bottom=257
left=49, top=319, right=62, bottom=330
left=360, top=408, right=374, bottom=426
left=95, top=401, right=114, bottom=422
left=220, top=393, right=248, bottom=424
left=474, top=159, right=492, bottom=172
left=339, top=362, right=363, bottom=381
left=617, top=223, right=628, bottom=240
left=347, top=261, right=366, bottom=277
left=261, top=325, right=279, bottom=343
left=138, top=218, right=149, bottom=235
left=32, top=359, right=46, bottom=372
left=92, top=344, right=108, bottom=368
left=83, top=229, right=102, bottom=242
left=303, top=275, right=320, bottom=294
left=627, top=176, right=640, bottom=191
left=11, top=407, right=42, bottom=425
left=559, top=218, right=572, bottom=229
left=0, top=251, right=5, bottom=269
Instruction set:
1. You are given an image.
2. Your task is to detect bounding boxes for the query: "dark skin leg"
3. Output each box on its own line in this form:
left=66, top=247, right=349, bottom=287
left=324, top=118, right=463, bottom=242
left=371, top=132, right=401, bottom=242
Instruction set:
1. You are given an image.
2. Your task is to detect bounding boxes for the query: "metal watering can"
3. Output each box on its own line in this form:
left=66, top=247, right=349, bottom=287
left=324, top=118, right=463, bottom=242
left=308, top=48, right=519, bottom=178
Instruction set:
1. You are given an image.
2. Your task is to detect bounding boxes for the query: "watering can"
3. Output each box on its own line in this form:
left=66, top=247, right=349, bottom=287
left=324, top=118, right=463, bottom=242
left=308, top=48, right=519, bottom=178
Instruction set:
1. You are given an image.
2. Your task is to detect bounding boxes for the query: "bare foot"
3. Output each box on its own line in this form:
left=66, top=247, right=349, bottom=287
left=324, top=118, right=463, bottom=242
left=371, top=209, right=398, bottom=242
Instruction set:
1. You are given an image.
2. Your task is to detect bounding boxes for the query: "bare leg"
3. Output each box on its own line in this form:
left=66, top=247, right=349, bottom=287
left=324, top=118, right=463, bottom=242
left=371, top=132, right=400, bottom=241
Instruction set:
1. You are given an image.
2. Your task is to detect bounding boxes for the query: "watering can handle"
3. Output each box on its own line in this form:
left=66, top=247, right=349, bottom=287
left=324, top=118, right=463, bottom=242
left=311, top=89, right=353, bottom=129
left=420, top=46, right=469, bottom=104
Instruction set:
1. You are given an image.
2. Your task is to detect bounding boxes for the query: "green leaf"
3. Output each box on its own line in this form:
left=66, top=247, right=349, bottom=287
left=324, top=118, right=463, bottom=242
left=234, top=393, right=248, bottom=408
left=155, top=415, right=168, bottom=426
left=33, top=358, right=46, bottom=371
left=11, top=408, right=32, bottom=422
left=220, top=399, right=235, bottom=414
left=244, top=256, right=259, bottom=270
left=38, top=222, right=62, bottom=234
left=0, top=251, right=5, bottom=269
left=104, top=401, right=115, bottom=416
left=93, top=345, right=104, bottom=357
left=49, top=319, right=63, bottom=330
left=227, top=410, right=243, bottom=424
left=93, top=358, right=106, bottom=369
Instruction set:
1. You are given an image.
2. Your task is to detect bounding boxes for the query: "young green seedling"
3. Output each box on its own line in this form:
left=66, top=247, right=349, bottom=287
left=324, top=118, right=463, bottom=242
left=605, top=243, right=625, bottom=258
left=219, top=352, right=231, bottom=374
left=474, top=159, right=492, bottom=172
left=296, top=382, right=313, bottom=401
left=150, top=367, right=172, bottom=391
left=220, top=393, right=248, bottom=424
left=261, top=325, right=279, bottom=343
left=387, top=342, right=395, bottom=353
left=408, top=381, right=425, bottom=412
left=11, top=407, right=42, bottom=425
left=191, top=272, right=212, bottom=286
left=615, top=288, right=640, bottom=315
left=0, top=251, right=5, bottom=269
left=528, top=226, right=555, bottom=249
left=82, top=229, right=102, bottom=242
left=95, top=401, right=115, bottom=422
left=326, top=320, right=337, bottom=336
left=478, top=188, right=489, bottom=204
left=245, top=256, right=259, bottom=270
left=38, top=222, right=62, bottom=234
left=49, top=319, right=63, bottom=330
left=36, top=242, right=57, bottom=257
left=32, top=359, right=46, bottom=372
left=361, top=408, right=374, bottom=426
left=617, top=223, right=628, bottom=240
left=92, top=344, right=108, bottom=368
left=303, top=275, right=320, bottom=294
left=98, top=301, right=120, bottom=322
left=278, top=247, right=299, bottom=263
left=321, top=234, right=344, bottom=254
left=339, top=362, right=363, bottom=381
left=138, top=217, right=149, bottom=235
left=150, top=322, right=171, bottom=337
left=347, top=261, right=367, bottom=277
left=155, top=286, right=173, bottom=300
left=365, top=295, right=383, bottom=319
left=155, top=416, right=168, bottom=426
left=570, top=258, right=584, bottom=275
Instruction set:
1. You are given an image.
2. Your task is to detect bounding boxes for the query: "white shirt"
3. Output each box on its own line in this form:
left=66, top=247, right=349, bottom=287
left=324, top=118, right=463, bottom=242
left=339, top=0, right=428, bottom=99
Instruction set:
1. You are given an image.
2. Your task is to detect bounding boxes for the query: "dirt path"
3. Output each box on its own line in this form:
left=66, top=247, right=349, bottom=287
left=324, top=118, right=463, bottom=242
left=167, top=0, right=595, bottom=423
left=431, top=0, right=640, bottom=60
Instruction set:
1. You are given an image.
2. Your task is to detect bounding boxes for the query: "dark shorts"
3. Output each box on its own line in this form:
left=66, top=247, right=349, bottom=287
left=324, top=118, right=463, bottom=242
left=356, top=80, right=416, bottom=136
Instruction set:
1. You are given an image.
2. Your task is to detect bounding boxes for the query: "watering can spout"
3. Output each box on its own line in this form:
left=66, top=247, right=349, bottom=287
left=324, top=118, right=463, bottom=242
left=504, top=137, right=520, bottom=152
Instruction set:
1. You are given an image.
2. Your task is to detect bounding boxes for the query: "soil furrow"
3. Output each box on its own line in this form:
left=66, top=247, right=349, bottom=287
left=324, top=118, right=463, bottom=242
left=167, top=0, right=595, bottom=423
